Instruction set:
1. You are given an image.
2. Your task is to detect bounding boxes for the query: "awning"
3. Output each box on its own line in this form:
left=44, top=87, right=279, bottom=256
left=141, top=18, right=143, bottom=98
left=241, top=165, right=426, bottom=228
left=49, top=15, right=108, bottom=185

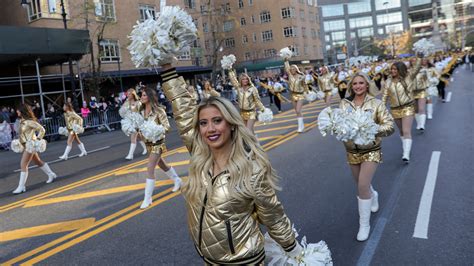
left=0, top=25, right=90, bottom=66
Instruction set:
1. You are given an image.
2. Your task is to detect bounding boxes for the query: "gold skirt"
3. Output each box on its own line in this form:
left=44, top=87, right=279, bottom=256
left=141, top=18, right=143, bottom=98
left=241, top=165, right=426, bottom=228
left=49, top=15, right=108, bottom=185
left=290, top=92, right=305, bottom=102
left=240, top=110, right=257, bottom=120
left=347, top=150, right=382, bottom=164
left=145, top=140, right=166, bottom=155
left=391, top=103, right=415, bottom=119
left=413, top=90, right=427, bottom=99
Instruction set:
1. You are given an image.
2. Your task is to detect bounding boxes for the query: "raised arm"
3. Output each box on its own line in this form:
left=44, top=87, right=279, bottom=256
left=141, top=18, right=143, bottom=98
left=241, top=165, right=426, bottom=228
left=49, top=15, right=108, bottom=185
left=26, top=120, right=46, bottom=139
left=228, top=69, right=240, bottom=90
left=408, top=58, right=422, bottom=81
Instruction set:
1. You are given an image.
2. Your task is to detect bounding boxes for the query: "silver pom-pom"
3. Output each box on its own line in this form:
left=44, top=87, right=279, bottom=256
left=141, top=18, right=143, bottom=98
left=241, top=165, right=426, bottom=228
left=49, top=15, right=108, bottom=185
left=258, top=108, right=273, bottom=124
left=413, top=38, right=436, bottom=56
left=72, top=124, right=84, bottom=134
left=58, top=126, right=69, bottom=137
left=221, top=54, right=236, bottom=70
left=427, top=86, right=438, bottom=97
left=121, top=118, right=137, bottom=136
left=11, top=139, right=24, bottom=153
left=139, top=120, right=166, bottom=143
left=305, top=91, right=318, bottom=102
left=331, top=87, right=338, bottom=95
left=346, top=108, right=380, bottom=146
left=119, top=105, right=129, bottom=118
left=25, top=139, right=47, bottom=153
left=279, top=47, right=293, bottom=59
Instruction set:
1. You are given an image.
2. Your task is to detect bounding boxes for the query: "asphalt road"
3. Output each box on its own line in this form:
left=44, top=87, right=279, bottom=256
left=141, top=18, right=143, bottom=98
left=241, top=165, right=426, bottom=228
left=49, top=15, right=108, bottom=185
left=0, top=68, right=472, bottom=265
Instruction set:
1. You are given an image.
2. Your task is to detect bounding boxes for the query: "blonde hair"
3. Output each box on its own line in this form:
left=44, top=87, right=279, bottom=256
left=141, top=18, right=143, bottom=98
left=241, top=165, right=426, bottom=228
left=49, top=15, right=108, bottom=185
left=290, top=64, right=303, bottom=75
left=347, top=72, right=378, bottom=97
left=127, top=88, right=139, bottom=101
left=183, top=97, right=279, bottom=205
left=239, top=73, right=255, bottom=87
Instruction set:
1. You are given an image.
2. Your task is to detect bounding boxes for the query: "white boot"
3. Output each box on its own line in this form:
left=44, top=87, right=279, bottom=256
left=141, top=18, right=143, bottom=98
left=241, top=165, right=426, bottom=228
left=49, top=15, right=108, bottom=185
left=13, top=172, right=28, bottom=194
left=357, top=197, right=372, bottom=241
left=370, top=186, right=379, bottom=213
left=165, top=167, right=182, bottom=192
left=78, top=143, right=87, bottom=157
left=125, top=143, right=137, bottom=160
left=139, top=141, right=147, bottom=155
left=297, top=117, right=304, bottom=133
left=59, top=145, right=72, bottom=160
left=414, top=114, right=420, bottom=130
left=426, top=103, right=433, bottom=119
left=402, top=138, right=412, bottom=163
left=419, top=114, right=426, bottom=131
left=140, top=179, right=155, bottom=209
left=40, top=163, right=57, bottom=184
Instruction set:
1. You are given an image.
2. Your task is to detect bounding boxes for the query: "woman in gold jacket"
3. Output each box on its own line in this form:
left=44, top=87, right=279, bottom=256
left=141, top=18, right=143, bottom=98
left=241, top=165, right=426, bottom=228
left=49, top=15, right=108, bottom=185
left=382, top=59, right=421, bottom=162
left=284, top=59, right=309, bottom=133
left=412, top=58, right=430, bottom=131
left=158, top=64, right=302, bottom=264
left=340, top=73, right=394, bottom=241
left=13, top=104, right=57, bottom=194
left=121, top=88, right=148, bottom=160
left=228, top=68, right=266, bottom=134
left=138, top=87, right=182, bottom=209
left=201, top=80, right=221, bottom=99
left=313, top=66, right=336, bottom=106
left=59, top=103, right=87, bottom=160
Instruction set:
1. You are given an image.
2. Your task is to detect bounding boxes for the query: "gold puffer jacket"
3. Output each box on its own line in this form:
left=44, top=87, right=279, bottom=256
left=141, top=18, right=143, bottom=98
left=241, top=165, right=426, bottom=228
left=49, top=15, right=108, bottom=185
left=229, top=69, right=265, bottom=112
left=315, top=73, right=336, bottom=92
left=19, top=119, right=45, bottom=145
left=202, top=88, right=221, bottom=99
left=284, top=60, right=308, bottom=94
left=64, top=111, right=83, bottom=131
left=415, top=68, right=429, bottom=91
left=382, top=59, right=421, bottom=108
left=160, top=68, right=296, bottom=264
left=339, top=95, right=394, bottom=153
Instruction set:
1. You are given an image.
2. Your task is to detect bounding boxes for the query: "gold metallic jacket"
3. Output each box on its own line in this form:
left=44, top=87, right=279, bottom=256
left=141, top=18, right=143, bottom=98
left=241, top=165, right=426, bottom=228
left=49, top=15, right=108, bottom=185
left=122, top=100, right=141, bottom=113
left=284, top=60, right=308, bottom=94
left=382, top=59, right=421, bottom=108
left=64, top=111, right=83, bottom=131
left=160, top=68, right=296, bottom=264
left=19, top=119, right=45, bottom=145
left=229, top=69, right=265, bottom=112
left=415, top=68, right=429, bottom=91
left=313, top=73, right=336, bottom=92
left=339, top=95, right=394, bottom=153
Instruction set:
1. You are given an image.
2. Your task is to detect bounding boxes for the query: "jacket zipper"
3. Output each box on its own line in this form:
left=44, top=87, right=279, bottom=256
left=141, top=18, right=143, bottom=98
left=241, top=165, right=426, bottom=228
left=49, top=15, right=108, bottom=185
left=198, top=193, right=208, bottom=251
left=225, top=220, right=236, bottom=254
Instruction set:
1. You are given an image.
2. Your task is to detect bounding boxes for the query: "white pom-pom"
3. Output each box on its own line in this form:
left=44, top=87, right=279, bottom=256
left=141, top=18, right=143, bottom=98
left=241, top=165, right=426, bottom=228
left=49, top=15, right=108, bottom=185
left=11, top=139, right=24, bottom=153
left=58, top=126, right=69, bottom=137
left=128, top=6, right=197, bottom=67
left=331, top=87, right=338, bottom=95
left=346, top=108, right=380, bottom=146
left=221, top=54, right=236, bottom=70
left=428, top=77, right=439, bottom=87
left=413, top=38, right=436, bottom=56
left=316, top=91, right=325, bottom=100
left=305, top=74, right=314, bottom=85
left=139, top=120, right=166, bottom=143
left=121, top=118, right=137, bottom=136
left=427, top=86, right=438, bottom=96
left=25, top=139, right=47, bottom=153
left=280, top=47, right=293, bottom=59
left=72, top=124, right=84, bottom=134
left=258, top=108, right=273, bottom=124
left=305, top=91, right=318, bottom=102
left=119, top=105, right=129, bottom=118
left=318, top=107, right=342, bottom=137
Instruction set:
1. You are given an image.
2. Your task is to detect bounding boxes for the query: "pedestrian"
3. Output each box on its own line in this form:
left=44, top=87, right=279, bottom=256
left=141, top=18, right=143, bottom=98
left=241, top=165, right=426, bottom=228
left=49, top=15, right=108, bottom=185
left=138, top=86, right=182, bottom=209
left=340, top=73, right=394, bottom=241
left=59, top=103, right=87, bottom=160
left=12, top=104, right=57, bottom=194
left=120, top=88, right=147, bottom=160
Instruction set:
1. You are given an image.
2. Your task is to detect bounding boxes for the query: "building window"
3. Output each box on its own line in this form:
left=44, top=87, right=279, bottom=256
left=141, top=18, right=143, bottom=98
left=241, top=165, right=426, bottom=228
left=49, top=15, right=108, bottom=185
left=203, top=22, right=209, bottom=32
left=139, top=5, right=155, bottom=22
left=311, top=28, right=317, bottom=38
left=325, top=34, right=331, bottom=42
left=245, top=52, right=252, bottom=60
left=224, top=3, right=231, bottom=12
left=321, top=4, right=344, bottom=17
left=357, top=27, right=374, bottom=37
left=200, top=5, right=208, bottom=13
left=290, top=45, right=299, bottom=56
left=99, top=39, right=120, bottom=62
left=240, top=17, right=246, bottom=26
left=264, top=49, right=277, bottom=58
left=261, top=30, right=273, bottom=42
left=224, top=38, right=235, bottom=48
left=349, top=16, right=372, bottom=28
left=376, top=12, right=402, bottom=25
left=283, top=27, right=297, bottom=37
left=204, top=40, right=210, bottom=50
left=302, top=27, right=307, bottom=38
left=300, top=9, right=305, bottom=20
left=347, top=2, right=371, bottom=14
left=177, top=48, right=191, bottom=60
left=304, top=45, right=309, bottom=55
left=331, top=31, right=345, bottom=41
left=309, top=12, right=314, bottom=22
left=307, top=0, right=312, bottom=5
left=375, top=0, right=401, bottom=10
left=96, top=0, right=116, bottom=21
left=239, top=0, right=244, bottom=8
left=242, top=35, right=249, bottom=43
left=253, top=33, right=257, bottom=42
left=323, top=20, right=345, bottom=31
left=248, top=0, right=253, bottom=6
left=386, top=23, right=403, bottom=33
left=223, top=20, right=234, bottom=32
left=184, top=0, right=196, bottom=9
left=251, top=15, right=255, bottom=23
left=281, top=7, right=295, bottom=19
left=26, top=0, right=42, bottom=21
left=260, top=11, right=271, bottom=23
left=408, top=0, right=431, bottom=7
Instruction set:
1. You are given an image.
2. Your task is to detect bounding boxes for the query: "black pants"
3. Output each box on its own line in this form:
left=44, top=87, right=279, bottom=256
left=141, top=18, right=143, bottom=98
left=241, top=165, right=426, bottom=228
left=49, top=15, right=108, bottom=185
left=273, top=94, right=281, bottom=111
left=437, top=82, right=446, bottom=100
left=338, top=88, right=347, bottom=100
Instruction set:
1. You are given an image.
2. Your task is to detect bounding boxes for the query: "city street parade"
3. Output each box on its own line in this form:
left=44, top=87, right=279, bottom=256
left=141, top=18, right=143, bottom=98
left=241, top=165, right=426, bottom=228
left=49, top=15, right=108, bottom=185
left=0, top=0, right=473, bottom=265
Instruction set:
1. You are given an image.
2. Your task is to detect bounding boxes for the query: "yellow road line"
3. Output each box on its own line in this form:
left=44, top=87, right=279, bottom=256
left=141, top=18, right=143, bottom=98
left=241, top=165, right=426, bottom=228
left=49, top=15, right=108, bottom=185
left=257, top=135, right=281, bottom=141
left=114, top=160, right=190, bottom=176
left=256, top=124, right=298, bottom=134
left=0, top=218, right=96, bottom=242
left=258, top=115, right=318, bottom=127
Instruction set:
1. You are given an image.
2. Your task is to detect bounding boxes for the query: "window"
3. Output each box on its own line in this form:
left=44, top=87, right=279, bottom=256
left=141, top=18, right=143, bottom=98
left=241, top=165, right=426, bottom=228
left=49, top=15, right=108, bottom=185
left=408, top=0, right=431, bottom=7
left=264, top=49, right=277, bottom=58
left=99, top=39, right=120, bottom=62
left=139, top=5, right=155, bottom=22
left=96, top=0, right=116, bottom=21
left=321, top=4, right=344, bottom=17
left=248, top=0, right=253, bottom=6
left=290, top=45, right=299, bottom=56
left=323, top=20, right=345, bottom=31
left=281, top=7, right=295, bottom=19
left=251, top=15, right=255, bottom=23
left=375, top=0, right=400, bottom=10
left=223, top=20, right=234, bottom=32
left=325, top=34, right=330, bottom=42
left=347, top=2, right=371, bottom=14
left=283, top=27, right=297, bottom=37
left=245, top=52, right=252, bottom=60
left=224, top=3, right=231, bottom=12
left=304, top=45, right=309, bottom=55
left=331, top=31, right=345, bottom=41
left=302, top=27, right=307, bottom=38
left=307, top=0, right=312, bottom=5
left=300, top=9, right=305, bottom=20
left=311, top=28, right=317, bottom=38
left=378, top=28, right=385, bottom=35
left=224, top=38, right=235, bottom=48
left=193, top=18, right=199, bottom=27
left=261, top=30, right=273, bottom=42
left=386, top=23, right=403, bottom=33
left=184, top=0, right=196, bottom=9
left=242, top=35, right=248, bottom=43
left=200, top=5, right=208, bottom=14
left=349, top=16, right=372, bottom=28
left=177, top=48, right=191, bottom=60
left=376, top=12, right=402, bottom=25
left=253, top=33, right=257, bottom=42
left=260, top=11, right=271, bottom=23
left=26, top=0, right=42, bottom=21
left=203, top=22, right=209, bottom=32
left=357, top=27, right=374, bottom=37
left=240, top=17, right=246, bottom=26
left=204, top=40, right=210, bottom=50
left=309, top=12, right=314, bottom=22
left=239, top=0, right=244, bottom=8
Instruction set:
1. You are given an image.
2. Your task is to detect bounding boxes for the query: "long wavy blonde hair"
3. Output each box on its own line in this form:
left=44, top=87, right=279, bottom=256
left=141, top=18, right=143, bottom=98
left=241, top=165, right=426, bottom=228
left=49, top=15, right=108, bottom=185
left=183, top=97, right=279, bottom=205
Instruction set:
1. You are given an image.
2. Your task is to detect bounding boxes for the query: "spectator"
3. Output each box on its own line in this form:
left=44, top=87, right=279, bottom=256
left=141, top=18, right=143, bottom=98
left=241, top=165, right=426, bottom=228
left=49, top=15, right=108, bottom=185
left=0, top=116, right=12, bottom=150
left=1, top=106, right=11, bottom=123
left=81, top=101, right=91, bottom=119
left=89, top=96, right=99, bottom=127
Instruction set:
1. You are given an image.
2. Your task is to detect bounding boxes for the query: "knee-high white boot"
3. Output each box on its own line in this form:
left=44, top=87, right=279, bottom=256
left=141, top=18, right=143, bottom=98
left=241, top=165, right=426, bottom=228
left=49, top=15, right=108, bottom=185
left=357, top=197, right=372, bottom=241
left=415, top=114, right=421, bottom=130
left=13, top=172, right=28, bottom=194
left=40, top=163, right=57, bottom=184
left=370, top=185, right=379, bottom=213
left=297, top=117, right=304, bottom=133
left=426, top=103, right=433, bottom=119
left=59, top=145, right=72, bottom=160
left=165, top=167, right=182, bottom=192
left=402, top=138, right=412, bottom=163
left=78, top=143, right=87, bottom=157
left=125, top=143, right=137, bottom=160
left=419, top=114, right=426, bottom=131
left=139, top=141, right=147, bottom=155
left=140, top=178, right=155, bottom=209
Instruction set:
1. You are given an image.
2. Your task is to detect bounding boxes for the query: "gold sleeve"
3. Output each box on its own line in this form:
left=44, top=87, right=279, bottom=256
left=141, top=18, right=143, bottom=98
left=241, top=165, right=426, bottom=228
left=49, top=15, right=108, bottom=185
left=375, top=102, right=394, bottom=137
left=252, top=86, right=265, bottom=112
left=252, top=171, right=296, bottom=252
left=228, top=69, right=240, bottom=90
left=155, top=106, right=170, bottom=133
left=71, top=112, right=83, bottom=126
left=409, top=58, right=422, bottom=81
left=26, top=120, right=45, bottom=139
left=284, top=59, right=291, bottom=77
left=210, top=89, right=221, bottom=97
left=381, top=86, right=389, bottom=105
left=161, top=68, right=197, bottom=152
left=260, top=82, right=274, bottom=94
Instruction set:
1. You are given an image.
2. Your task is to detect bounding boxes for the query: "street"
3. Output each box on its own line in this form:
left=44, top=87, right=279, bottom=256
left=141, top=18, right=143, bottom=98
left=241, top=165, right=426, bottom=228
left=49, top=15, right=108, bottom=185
left=0, top=68, right=473, bottom=265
